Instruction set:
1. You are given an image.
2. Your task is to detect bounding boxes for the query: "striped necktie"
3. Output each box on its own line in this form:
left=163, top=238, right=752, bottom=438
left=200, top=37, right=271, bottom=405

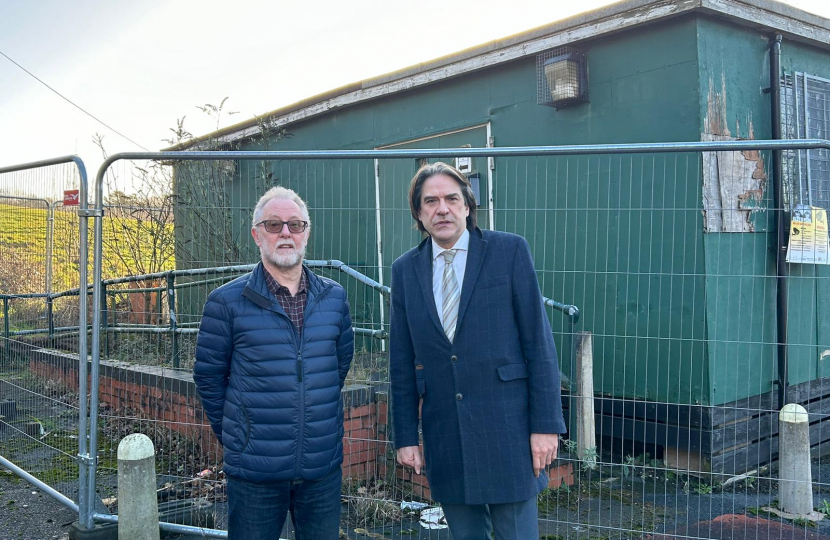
left=441, top=249, right=460, bottom=343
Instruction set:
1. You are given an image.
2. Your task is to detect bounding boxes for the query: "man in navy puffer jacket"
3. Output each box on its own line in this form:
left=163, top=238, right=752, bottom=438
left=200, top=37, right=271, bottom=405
left=194, top=186, right=354, bottom=540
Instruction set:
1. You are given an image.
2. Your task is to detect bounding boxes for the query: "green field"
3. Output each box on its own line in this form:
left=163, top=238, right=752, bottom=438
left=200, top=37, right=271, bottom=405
left=0, top=202, right=175, bottom=296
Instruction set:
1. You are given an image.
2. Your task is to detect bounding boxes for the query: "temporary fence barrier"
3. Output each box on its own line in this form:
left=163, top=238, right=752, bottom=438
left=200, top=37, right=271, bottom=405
left=0, top=156, right=92, bottom=530
left=2, top=139, right=830, bottom=539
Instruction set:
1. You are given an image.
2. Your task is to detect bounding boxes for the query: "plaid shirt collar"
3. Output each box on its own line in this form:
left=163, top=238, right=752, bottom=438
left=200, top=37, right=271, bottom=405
left=264, top=267, right=308, bottom=298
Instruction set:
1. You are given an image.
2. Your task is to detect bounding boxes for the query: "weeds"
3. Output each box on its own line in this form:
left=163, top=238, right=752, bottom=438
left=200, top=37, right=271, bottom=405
left=622, top=455, right=638, bottom=478
left=693, top=482, right=713, bottom=495
left=791, top=517, right=818, bottom=529
left=561, top=438, right=578, bottom=454
left=343, top=480, right=402, bottom=528
left=560, top=438, right=597, bottom=469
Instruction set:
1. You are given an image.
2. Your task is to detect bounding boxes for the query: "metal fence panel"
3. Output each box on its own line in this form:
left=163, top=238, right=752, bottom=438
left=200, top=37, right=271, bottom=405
left=0, top=157, right=89, bottom=524
left=3, top=141, right=830, bottom=539
left=93, top=142, right=830, bottom=538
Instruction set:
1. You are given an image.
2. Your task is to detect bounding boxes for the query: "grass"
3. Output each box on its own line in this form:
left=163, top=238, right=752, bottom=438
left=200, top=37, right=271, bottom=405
left=0, top=203, right=81, bottom=294
left=0, top=202, right=175, bottom=295
left=1, top=201, right=176, bottom=345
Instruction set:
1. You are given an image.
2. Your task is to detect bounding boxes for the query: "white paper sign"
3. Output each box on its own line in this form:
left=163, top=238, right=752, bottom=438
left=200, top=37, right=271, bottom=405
left=455, top=157, right=472, bottom=173
left=787, top=205, right=830, bottom=265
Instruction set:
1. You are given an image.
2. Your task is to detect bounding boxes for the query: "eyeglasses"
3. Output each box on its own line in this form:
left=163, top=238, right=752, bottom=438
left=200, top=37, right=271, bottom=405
left=255, top=219, right=309, bottom=234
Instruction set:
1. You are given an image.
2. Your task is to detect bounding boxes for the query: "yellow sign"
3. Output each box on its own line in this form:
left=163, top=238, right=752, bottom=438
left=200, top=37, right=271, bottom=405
left=787, top=205, right=829, bottom=265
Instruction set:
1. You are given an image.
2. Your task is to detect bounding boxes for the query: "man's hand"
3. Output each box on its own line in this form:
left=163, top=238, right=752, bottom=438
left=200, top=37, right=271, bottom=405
left=530, top=433, right=559, bottom=477
left=396, top=446, right=424, bottom=475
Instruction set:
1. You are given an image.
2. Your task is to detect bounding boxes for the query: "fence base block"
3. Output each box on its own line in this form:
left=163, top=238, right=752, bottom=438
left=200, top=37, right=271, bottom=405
left=67, top=500, right=214, bottom=540
left=68, top=521, right=118, bottom=540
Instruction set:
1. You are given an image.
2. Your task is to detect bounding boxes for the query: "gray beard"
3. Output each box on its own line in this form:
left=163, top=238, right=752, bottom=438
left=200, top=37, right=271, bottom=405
left=263, top=244, right=305, bottom=269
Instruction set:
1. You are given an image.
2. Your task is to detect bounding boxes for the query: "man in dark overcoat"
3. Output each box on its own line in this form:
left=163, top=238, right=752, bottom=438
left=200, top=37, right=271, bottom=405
left=390, top=162, right=566, bottom=539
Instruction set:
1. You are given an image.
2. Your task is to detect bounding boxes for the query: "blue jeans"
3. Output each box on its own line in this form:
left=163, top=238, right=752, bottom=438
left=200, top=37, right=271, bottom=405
left=227, top=468, right=342, bottom=540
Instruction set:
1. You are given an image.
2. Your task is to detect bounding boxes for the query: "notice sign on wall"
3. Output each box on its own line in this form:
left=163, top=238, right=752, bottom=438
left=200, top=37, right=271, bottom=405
left=63, top=190, right=80, bottom=206
left=787, top=205, right=829, bottom=265
left=455, top=156, right=472, bottom=174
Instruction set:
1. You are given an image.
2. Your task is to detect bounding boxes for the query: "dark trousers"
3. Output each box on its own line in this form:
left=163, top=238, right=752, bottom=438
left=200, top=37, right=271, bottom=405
left=441, top=496, right=539, bottom=540
left=226, top=468, right=342, bottom=540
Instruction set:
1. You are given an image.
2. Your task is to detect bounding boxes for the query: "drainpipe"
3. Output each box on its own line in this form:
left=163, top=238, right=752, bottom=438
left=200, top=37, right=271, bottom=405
left=770, top=34, right=788, bottom=409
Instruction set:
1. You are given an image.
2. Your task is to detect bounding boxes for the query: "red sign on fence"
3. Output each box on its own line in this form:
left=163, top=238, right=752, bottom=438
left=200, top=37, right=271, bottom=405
left=63, top=190, right=80, bottom=206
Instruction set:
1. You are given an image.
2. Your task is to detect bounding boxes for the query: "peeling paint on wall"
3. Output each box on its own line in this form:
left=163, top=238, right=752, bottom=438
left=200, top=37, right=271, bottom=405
left=701, top=76, right=767, bottom=233
left=705, top=74, right=731, bottom=138
left=702, top=134, right=768, bottom=232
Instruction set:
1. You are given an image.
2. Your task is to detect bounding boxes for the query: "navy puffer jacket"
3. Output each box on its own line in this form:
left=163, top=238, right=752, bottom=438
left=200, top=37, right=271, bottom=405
left=193, top=263, right=354, bottom=483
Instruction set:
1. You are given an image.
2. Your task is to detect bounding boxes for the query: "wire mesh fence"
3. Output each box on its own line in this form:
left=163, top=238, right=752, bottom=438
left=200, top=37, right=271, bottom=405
left=0, top=161, right=85, bottom=510
left=2, top=142, right=830, bottom=539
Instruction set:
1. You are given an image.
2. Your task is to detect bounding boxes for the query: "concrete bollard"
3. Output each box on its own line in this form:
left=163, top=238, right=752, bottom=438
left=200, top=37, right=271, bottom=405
left=117, top=434, right=160, bottom=540
left=778, top=404, right=820, bottom=519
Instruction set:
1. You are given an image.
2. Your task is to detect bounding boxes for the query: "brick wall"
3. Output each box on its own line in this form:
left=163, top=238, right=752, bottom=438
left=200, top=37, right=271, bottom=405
left=28, top=347, right=573, bottom=495
left=28, top=348, right=381, bottom=482
left=341, top=385, right=378, bottom=481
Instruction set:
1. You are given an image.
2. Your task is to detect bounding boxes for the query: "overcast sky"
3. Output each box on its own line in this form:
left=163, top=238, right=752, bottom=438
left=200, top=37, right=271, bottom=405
left=1, top=0, right=829, bottom=181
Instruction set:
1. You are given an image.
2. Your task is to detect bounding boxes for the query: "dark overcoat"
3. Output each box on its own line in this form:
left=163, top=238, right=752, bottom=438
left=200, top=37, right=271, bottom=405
left=390, top=228, right=566, bottom=505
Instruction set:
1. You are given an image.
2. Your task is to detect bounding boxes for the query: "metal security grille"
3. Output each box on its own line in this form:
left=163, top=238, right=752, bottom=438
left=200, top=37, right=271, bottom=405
left=536, top=46, right=589, bottom=109
left=781, top=72, right=830, bottom=210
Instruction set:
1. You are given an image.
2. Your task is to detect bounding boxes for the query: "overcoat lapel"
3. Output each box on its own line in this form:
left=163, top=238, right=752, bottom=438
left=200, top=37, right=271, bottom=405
left=412, top=238, right=444, bottom=337
left=456, top=229, right=487, bottom=334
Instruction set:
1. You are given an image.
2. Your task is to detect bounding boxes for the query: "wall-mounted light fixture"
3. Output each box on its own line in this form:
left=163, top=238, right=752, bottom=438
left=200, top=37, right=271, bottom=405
left=536, top=46, right=588, bottom=109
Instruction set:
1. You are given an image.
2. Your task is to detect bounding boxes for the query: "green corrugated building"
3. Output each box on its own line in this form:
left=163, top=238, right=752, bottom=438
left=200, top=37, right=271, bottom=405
left=173, top=0, right=830, bottom=474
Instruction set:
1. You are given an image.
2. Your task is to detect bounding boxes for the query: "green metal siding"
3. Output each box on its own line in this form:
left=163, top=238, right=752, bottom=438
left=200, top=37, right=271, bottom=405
left=174, top=14, right=830, bottom=409
left=697, top=17, right=830, bottom=405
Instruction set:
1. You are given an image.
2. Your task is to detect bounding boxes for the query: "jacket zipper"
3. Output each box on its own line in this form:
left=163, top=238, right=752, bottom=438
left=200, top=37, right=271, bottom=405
left=292, top=283, right=332, bottom=480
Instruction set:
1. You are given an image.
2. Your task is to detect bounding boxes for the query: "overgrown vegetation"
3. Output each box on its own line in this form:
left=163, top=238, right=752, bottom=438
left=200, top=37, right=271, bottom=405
left=342, top=479, right=402, bottom=529
left=96, top=403, right=221, bottom=482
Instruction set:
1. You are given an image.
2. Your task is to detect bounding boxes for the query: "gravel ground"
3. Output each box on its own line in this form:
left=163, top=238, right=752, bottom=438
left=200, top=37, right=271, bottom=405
left=0, top=470, right=75, bottom=540
left=3, top=435, right=829, bottom=539
left=2, top=470, right=829, bottom=540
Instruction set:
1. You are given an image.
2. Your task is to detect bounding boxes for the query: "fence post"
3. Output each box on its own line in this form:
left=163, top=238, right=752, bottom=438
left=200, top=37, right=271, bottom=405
left=155, top=287, right=162, bottom=327
left=110, top=291, right=118, bottom=355
left=575, top=331, right=596, bottom=467
left=167, top=274, right=179, bottom=368
left=101, top=283, right=109, bottom=358
left=567, top=317, right=577, bottom=440
left=2, top=297, right=9, bottom=362
left=46, top=202, right=56, bottom=294
left=46, top=295, right=54, bottom=348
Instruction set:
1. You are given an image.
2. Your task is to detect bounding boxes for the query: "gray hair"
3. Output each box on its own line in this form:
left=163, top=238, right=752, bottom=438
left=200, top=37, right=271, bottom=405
left=252, top=186, right=311, bottom=229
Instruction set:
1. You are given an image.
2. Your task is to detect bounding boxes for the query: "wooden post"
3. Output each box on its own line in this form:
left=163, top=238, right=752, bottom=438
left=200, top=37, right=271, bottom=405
left=575, top=331, right=596, bottom=467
